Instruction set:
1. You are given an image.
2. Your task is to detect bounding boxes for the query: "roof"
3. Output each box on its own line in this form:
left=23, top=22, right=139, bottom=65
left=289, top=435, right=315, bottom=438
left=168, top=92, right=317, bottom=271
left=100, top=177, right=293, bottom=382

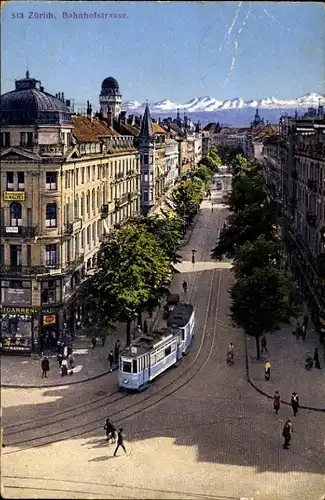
left=72, top=116, right=118, bottom=143
left=101, top=77, right=119, bottom=89
left=169, top=123, right=184, bottom=136
left=139, top=104, right=155, bottom=137
left=120, top=329, right=175, bottom=358
left=263, top=135, right=279, bottom=146
left=167, top=302, right=194, bottom=328
left=153, top=122, right=166, bottom=134
left=203, top=122, right=219, bottom=133
left=115, top=120, right=140, bottom=137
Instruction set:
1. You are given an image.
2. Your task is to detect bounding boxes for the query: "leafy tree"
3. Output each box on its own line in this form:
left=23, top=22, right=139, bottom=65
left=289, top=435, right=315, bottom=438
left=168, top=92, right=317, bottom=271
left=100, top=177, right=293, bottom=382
left=83, top=223, right=172, bottom=345
left=232, top=236, right=281, bottom=279
left=230, top=264, right=295, bottom=359
left=196, top=164, right=213, bottom=183
left=171, top=179, right=204, bottom=224
left=212, top=202, right=278, bottom=258
left=227, top=174, right=268, bottom=213
left=217, top=145, right=245, bottom=165
left=142, top=211, right=183, bottom=263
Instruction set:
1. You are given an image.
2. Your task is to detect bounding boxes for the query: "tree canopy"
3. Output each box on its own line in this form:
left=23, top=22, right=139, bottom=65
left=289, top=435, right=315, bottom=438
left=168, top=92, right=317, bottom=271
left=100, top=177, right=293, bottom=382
left=171, top=178, right=204, bottom=223
left=83, top=222, right=172, bottom=345
left=230, top=264, right=295, bottom=359
left=232, top=236, right=281, bottom=279
left=141, top=211, right=183, bottom=263
left=227, top=174, right=268, bottom=213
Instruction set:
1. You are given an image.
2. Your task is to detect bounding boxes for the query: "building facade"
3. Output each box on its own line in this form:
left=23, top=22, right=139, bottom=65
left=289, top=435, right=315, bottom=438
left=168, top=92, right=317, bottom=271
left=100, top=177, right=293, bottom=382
left=263, top=113, right=325, bottom=336
left=0, top=73, right=140, bottom=353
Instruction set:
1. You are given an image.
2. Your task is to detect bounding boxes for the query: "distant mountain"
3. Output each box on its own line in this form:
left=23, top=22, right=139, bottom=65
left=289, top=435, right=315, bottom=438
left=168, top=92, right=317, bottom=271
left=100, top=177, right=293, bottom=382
left=122, top=93, right=325, bottom=113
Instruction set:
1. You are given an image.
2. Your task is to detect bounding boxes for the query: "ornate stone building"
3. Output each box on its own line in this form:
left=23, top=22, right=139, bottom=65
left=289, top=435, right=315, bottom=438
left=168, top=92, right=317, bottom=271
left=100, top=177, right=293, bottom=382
left=0, top=73, right=140, bottom=353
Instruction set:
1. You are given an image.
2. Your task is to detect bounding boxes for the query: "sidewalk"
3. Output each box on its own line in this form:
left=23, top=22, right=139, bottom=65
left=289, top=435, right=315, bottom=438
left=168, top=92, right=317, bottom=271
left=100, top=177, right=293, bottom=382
left=246, top=319, right=325, bottom=411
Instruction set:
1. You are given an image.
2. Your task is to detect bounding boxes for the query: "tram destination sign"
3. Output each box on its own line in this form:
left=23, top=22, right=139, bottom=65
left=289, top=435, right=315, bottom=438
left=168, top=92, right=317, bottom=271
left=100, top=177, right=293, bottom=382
left=4, top=191, right=26, bottom=201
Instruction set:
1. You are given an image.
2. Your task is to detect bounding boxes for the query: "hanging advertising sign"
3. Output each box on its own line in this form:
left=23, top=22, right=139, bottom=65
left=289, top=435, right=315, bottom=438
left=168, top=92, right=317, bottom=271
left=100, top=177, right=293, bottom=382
left=43, top=314, right=56, bottom=325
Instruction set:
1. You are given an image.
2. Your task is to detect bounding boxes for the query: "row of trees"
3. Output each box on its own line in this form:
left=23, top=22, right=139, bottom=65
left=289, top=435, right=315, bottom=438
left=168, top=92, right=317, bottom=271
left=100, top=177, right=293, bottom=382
left=83, top=150, right=220, bottom=345
left=213, top=153, right=296, bottom=359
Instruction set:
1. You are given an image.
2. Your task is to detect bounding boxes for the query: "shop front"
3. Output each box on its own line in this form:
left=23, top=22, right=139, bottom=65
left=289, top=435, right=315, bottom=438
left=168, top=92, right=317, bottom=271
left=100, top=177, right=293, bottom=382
left=0, top=306, right=38, bottom=354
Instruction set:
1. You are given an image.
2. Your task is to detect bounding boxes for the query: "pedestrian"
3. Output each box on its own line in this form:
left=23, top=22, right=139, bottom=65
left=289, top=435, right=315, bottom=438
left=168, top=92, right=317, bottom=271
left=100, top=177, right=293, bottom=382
left=57, top=352, right=63, bottom=367
left=264, top=361, right=271, bottom=380
left=291, top=392, right=299, bottom=416
left=261, top=336, right=269, bottom=354
left=137, top=325, right=142, bottom=336
left=211, top=202, right=214, bottom=211
left=91, top=336, right=97, bottom=348
left=273, top=391, right=281, bottom=414
left=182, top=280, right=188, bottom=293
left=104, top=418, right=116, bottom=443
left=302, top=324, right=307, bottom=341
left=41, top=356, right=49, bottom=378
left=314, top=348, right=321, bottom=369
left=61, top=358, right=68, bottom=377
left=282, top=419, right=293, bottom=449
left=108, top=350, right=114, bottom=372
left=68, top=354, right=75, bottom=375
left=143, top=320, right=148, bottom=335
left=296, top=322, right=303, bottom=340
left=303, top=312, right=309, bottom=330
left=114, top=339, right=120, bottom=364
left=114, top=428, right=127, bottom=456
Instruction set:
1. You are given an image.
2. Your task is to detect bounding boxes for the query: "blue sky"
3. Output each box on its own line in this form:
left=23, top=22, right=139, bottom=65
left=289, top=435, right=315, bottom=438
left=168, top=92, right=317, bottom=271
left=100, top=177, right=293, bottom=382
left=1, top=1, right=324, bottom=109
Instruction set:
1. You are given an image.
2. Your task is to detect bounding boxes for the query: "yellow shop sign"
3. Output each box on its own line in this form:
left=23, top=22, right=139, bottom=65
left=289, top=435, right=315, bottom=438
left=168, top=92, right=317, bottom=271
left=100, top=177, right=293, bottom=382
left=4, top=192, right=25, bottom=201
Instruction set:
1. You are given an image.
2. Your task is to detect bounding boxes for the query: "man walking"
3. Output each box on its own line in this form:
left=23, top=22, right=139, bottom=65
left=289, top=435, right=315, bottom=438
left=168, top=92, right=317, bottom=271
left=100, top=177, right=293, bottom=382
left=182, top=280, right=188, bottom=293
left=41, top=356, right=50, bottom=378
left=108, top=350, right=114, bottom=372
left=261, top=336, right=268, bottom=355
left=282, top=419, right=293, bottom=449
left=114, top=428, right=127, bottom=456
left=291, top=392, right=299, bottom=416
left=273, top=391, right=281, bottom=414
left=314, top=348, right=321, bottom=369
left=264, top=361, right=271, bottom=380
left=104, top=418, right=116, bottom=443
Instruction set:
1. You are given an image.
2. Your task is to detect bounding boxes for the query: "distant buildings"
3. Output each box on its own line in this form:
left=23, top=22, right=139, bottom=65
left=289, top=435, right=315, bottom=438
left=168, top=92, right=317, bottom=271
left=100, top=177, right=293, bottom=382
left=0, top=73, right=203, bottom=353
left=263, top=108, right=325, bottom=335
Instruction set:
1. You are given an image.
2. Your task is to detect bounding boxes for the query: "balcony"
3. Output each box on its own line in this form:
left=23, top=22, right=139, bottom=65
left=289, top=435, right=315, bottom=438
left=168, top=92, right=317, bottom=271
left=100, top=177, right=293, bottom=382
left=63, top=218, right=82, bottom=235
left=0, top=226, right=38, bottom=238
left=119, top=193, right=131, bottom=207
left=100, top=202, right=115, bottom=219
left=306, top=211, right=317, bottom=228
left=295, top=144, right=325, bottom=161
left=0, top=264, right=59, bottom=277
left=63, top=255, right=84, bottom=273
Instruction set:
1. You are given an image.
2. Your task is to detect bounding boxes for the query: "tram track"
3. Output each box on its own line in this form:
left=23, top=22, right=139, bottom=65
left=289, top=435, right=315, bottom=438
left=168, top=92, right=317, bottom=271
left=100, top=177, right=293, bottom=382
left=3, top=198, right=227, bottom=454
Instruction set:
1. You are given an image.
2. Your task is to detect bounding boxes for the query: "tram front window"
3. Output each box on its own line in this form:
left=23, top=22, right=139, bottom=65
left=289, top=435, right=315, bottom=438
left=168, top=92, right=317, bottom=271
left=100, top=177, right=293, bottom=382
left=122, top=361, right=132, bottom=373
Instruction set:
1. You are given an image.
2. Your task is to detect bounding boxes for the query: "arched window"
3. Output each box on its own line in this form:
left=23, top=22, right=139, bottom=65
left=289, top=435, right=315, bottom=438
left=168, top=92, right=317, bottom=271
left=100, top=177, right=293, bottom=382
left=45, top=203, right=57, bottom=228
left=10, top=202, right=22, bottom=226
left=86, top=191, right=90, bottom=216
left=96, top=187, right=100, bottom=209
left=97, top=219, right=102, bottom=239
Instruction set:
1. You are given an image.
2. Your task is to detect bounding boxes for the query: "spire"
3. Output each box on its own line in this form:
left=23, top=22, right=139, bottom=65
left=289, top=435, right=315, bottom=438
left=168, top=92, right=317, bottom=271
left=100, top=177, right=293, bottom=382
left=26, top=69, right=30, bottom=79
left=139, top=102, right=154, bottom=137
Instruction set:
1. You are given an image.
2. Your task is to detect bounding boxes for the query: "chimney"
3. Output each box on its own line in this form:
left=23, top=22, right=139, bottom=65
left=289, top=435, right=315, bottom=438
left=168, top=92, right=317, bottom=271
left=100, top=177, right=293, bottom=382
left=120, top=110, right=127, bottom=123
left=58, top=92, right=61, bottom=100
left=62, top=92, right=65, bottom=102
left=40, top=86, right=44, bottom=92
left=55, top=93, right=58, bottom=98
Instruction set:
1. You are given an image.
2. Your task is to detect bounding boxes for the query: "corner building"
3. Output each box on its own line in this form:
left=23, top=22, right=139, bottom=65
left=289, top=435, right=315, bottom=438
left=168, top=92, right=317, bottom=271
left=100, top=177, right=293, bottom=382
left=0, top=73, right=140, bottom=353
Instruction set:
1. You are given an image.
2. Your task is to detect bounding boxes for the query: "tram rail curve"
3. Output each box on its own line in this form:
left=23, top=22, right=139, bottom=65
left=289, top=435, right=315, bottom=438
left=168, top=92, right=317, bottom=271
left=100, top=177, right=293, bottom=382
left=3, top=203, right=227, bottom=454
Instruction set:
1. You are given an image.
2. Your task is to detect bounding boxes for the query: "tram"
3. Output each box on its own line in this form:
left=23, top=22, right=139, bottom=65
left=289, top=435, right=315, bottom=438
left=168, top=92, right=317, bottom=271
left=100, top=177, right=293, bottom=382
left=118, top=303, right=195, bottom=391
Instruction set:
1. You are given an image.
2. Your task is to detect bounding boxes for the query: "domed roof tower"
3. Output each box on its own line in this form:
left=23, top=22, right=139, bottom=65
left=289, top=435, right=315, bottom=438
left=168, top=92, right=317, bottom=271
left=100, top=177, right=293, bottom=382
left=99, top=76, right=122, bottom=122
left=0, top=71, right=72, bottom=126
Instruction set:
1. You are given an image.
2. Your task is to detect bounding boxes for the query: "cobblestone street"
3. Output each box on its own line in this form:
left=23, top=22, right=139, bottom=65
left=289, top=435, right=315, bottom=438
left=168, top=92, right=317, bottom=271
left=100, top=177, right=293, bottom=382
left=2, top=189, right=325, bottom=500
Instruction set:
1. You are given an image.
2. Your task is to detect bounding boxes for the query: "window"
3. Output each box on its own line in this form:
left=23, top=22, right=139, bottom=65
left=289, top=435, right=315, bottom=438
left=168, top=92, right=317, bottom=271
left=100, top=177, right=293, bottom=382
left=17, top=172, right=25, bottom=190
left=20, top=132, right=26, bottom=146
left=122, top=361, right=132, bottom=373
left=86, top=192, right=90, bottom=216
left=26, top=245, right=31, bottom=266
left=92, top=221, right=96, bottom=241
left=74, top=196, right=79, bottom=218
left=45, top=203, right=57, bottom=227
left=87, top=166, right=90, bottom=182
left=91, top=189, right=95, bottom=212
left=143, top=154, right=149, bottom=164
left=27, top=132, right=33, bottom=146
left=132, top=359, right=138, bottom=373
left=66, top=240, right=71, bottom=263
left=165, top=345, right=172, bottom=357
left=46, top=172, right=57, bottom=190
left=143, top=190, right=149, bottom=202
left=92, top=166, right=96, bottom=180
left=80, top=194, right=84, bottom=217
left=67, top=133, right=71, bottom=146
left=10, top=245, right=22, bottom=266
left=81, top=229, right=85, bottom=248
left=97, top=165, right=100, bottom=179
left=81, top=168, right=85, bottom=184
left=41, top=279, right=61, bottom=304
left=86, top=226, right=90, bottom=245
left=6, top=172, right=14, bottom=190
left=10, top=202, right=22, bottom=226
left=45, top=244, right=58, bottom=267
left=5, top=132, right=10, bottom=147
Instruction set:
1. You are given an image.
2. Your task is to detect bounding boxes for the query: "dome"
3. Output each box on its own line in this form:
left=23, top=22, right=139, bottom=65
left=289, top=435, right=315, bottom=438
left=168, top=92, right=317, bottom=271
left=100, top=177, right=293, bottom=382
left=101, top=77, right=119, bottom=90
left=0, top=74, right=72, bottom=126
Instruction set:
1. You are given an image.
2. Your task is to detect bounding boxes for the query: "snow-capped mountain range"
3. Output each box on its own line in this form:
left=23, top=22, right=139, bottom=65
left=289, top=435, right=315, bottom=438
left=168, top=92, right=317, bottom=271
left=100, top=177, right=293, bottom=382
left=122, top=93, right=325, bottom=113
